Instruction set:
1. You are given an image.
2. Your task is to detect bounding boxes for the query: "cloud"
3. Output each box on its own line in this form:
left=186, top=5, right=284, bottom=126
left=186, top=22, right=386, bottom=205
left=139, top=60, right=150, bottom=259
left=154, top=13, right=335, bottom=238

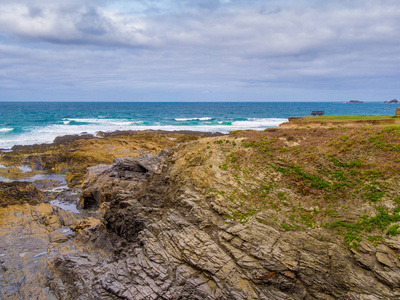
left=0, top=0, right=400, bottom=101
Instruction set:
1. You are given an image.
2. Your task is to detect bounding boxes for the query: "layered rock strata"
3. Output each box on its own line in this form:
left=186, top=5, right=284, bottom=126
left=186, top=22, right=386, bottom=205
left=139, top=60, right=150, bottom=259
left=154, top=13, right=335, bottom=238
left=2, top=127, right=400, bottom=299
left=51, top=133, right=400, bottom=299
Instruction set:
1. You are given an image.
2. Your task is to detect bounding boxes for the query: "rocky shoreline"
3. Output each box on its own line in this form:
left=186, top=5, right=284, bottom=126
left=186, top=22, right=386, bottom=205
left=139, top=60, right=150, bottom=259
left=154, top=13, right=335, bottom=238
left=2, top=127, right=400, bottom=299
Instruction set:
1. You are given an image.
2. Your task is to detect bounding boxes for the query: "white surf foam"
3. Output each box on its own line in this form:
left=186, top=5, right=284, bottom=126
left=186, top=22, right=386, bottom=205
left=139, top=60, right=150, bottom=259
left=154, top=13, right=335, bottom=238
left=232, top=118, right=287, bottom=127
left=0, top=118, right=287, bottom=149
left=175, top=117, right=212, bottom=121
left=0, top=128, right=13, bottom=133
left=65, top=118, right=112, bottom=123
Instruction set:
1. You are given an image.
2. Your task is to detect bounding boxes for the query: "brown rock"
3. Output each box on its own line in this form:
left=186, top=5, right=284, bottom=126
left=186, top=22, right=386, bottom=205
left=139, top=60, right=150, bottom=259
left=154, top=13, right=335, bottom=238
left=0, top=182, right=44, bottom=207
left=71, top=217, right=101, bottom=233
left=376, top=244, right=398, bottom=268
left=49, top=231, right=68, bottom=243
left=0, top=203, right=79, bottom=299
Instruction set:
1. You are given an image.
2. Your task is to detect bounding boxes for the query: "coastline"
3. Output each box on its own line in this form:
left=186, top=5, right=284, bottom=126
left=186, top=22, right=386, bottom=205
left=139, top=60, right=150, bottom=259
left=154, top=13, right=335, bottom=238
left=2, top=101, right=399, bottom=151
left=4, top=129, right=227, bottom=152
left=2, top=119, right=400, bottom=298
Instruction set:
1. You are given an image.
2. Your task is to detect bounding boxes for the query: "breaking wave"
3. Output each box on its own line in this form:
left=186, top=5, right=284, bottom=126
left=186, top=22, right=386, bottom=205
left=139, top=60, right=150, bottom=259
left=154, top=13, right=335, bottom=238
left=0, top=117, right=287, bottom=149
left=0, top=128, right=14, bottom=133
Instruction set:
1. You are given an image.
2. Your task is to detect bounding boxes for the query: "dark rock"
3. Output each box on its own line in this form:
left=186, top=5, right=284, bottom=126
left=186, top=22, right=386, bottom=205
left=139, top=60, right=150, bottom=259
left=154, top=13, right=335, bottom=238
left=0, top=182, right=44, bottom=207
left=346, top=100, right=364, bottom=103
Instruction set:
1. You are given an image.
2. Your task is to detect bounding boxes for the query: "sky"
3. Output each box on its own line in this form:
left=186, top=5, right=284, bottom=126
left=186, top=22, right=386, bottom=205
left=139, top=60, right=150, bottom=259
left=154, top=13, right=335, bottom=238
left=0, top=0, right=400, bottom=102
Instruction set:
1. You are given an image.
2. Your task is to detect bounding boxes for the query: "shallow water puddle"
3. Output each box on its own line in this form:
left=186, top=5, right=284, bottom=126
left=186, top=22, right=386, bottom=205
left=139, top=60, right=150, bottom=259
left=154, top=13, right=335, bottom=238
left=50, top=200, right=79, bottom=213
left=0, top=173, right=67, bottom=183
left=0, top=164, right=33, bottom=172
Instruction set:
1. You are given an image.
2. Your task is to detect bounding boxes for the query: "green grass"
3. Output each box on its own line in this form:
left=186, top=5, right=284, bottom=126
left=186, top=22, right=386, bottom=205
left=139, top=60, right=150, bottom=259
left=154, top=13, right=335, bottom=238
left=220, top=126, right=400, bottom=249
left=331, top=207, right=400, bottom=248
left=303, top=115, right=396, bottom=121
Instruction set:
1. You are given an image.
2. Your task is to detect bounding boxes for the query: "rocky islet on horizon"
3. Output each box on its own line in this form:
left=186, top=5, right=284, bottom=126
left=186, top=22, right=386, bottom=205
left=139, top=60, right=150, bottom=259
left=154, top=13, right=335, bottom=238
left=1, top=125, right=400, bottom=299
left=385, top=99, right=399, bottom=104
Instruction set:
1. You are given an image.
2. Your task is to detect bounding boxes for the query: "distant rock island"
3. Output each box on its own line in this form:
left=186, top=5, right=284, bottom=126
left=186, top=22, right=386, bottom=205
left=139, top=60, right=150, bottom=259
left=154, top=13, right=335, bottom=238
left=346, top=100, right=364, bottom=103
left=384, top=99, right=398, bottom=103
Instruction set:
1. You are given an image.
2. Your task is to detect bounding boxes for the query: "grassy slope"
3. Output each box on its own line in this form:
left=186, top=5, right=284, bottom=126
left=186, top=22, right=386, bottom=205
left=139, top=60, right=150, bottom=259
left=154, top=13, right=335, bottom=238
left=304, top=115, right=397, bottom=121
left=202, top=125, right=400, bottom=250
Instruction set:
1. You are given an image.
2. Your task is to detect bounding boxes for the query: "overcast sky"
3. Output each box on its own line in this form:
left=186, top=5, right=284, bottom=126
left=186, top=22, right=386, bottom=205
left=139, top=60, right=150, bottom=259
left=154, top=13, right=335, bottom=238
left=0, top=0, right=399, bottom=102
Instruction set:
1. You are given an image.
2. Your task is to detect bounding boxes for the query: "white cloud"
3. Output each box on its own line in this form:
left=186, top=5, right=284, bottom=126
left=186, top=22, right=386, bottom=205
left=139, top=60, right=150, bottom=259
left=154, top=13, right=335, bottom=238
left=0, top=0, right=400, bottom=101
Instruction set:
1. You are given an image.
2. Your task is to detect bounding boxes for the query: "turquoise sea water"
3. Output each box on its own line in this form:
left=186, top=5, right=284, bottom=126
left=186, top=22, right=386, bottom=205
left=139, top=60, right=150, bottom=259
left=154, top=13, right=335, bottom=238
left=0, top=102, right=399, bottom=149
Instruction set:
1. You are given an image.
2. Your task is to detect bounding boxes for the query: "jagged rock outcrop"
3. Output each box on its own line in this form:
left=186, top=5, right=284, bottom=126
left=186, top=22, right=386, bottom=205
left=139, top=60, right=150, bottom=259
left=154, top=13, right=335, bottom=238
left=3, top=127, right=400, bottom=299
left=79, top=152, right=167, bottom=209
left=52, top=132, right=400, bottom=299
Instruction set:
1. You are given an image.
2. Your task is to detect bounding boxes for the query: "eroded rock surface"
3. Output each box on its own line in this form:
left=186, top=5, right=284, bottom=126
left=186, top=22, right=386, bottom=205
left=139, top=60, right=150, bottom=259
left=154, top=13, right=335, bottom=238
left=0, top=203, right=79, bottom=299
left=51, top=135, right=400, bottom=299
left=3, top=127, right=400, bottom=299
left=79, top=152, right=167, bottom=209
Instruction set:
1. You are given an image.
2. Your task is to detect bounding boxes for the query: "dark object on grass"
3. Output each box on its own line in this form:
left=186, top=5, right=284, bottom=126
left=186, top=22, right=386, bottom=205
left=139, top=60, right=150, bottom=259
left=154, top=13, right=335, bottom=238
left=311, top=111, right=324, bottom=116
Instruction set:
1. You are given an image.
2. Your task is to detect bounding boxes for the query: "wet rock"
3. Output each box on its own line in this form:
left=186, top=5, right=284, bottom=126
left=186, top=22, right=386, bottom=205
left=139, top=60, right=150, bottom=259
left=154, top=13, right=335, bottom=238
left=1, top=130, right=204, bottom=187
left=65, top=172, right=84, bottom=187
left=0, top=203, right=79, bottom=299
left=32, top=179, right=65, bottom=190
left=0, top=181, right=44, bottom=207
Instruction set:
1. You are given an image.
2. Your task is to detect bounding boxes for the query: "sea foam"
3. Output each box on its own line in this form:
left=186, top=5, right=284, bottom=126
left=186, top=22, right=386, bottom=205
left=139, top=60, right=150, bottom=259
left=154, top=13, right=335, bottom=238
left=0, top=128, right=14, bottom=133
left=0, top=117, right=287, bottom=149
left=175, top=117, right=212, bottom=121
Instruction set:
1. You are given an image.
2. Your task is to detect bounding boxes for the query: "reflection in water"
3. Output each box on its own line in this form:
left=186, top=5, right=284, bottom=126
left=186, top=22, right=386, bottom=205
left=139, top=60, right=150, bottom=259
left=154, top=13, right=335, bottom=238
left=50, top=200, right=79, bottom=213
left=0, top=164, right=33, bottom=172
left=0, top=174, right=66, bottom=183
left=0, top=171, right=80, bottom=213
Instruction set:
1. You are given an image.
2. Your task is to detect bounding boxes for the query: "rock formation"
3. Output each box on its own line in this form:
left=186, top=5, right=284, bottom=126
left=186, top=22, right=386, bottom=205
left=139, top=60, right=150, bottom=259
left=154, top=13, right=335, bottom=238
left=346, top=100, right=364, bottom=103
left=52, top=128, right=400, bottom=299
left=2, top=127, right=400, bottom=299
left=0, top=130, right=224, bottom=187
left=385, top=99, right=399, bottom=104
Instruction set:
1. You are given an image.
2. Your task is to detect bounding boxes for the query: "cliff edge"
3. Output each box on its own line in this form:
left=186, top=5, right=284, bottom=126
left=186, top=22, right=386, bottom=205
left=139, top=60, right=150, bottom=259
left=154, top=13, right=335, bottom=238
left=47, top=126, right=400, bottom=299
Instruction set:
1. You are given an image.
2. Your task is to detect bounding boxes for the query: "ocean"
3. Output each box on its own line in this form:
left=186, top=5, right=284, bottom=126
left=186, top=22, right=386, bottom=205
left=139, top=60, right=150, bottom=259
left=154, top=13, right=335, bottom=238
left=0, top=102, right=399, bottom=149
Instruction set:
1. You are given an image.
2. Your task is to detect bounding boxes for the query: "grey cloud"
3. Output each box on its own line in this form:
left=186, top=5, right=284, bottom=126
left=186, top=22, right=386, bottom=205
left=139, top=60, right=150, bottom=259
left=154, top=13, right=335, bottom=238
left=27, top=6, right=43, bottom=18
left=1, top=1, right=400, bottom=101
left=76, top=7, right=109, bottom=36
